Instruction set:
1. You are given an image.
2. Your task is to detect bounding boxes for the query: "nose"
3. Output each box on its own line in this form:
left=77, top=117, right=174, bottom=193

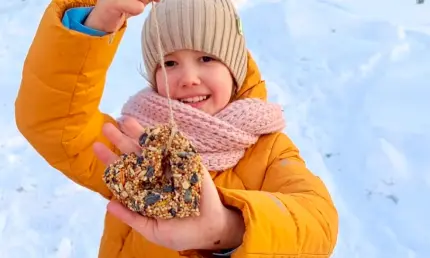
left=178, top=63, right=201, bottom=88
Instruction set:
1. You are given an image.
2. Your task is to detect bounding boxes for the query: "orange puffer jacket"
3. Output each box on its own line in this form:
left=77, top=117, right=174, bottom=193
left=15, top=0, right=338, bottom=257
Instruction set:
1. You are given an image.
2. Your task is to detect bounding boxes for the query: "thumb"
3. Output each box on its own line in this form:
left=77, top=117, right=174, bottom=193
left=117, top=0, right=146, bottom=16
left=107, top=200, right=156, bottom=235
left=199, top=166, right=223, bottom=212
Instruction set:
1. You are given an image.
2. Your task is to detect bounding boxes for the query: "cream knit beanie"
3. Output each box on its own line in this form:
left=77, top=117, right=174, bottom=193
left=141, top=0, right=248, bottom=91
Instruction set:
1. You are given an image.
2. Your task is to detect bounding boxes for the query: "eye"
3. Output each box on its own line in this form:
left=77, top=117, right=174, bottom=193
left=200, top=56, right=215, bottom=62
left=164, top=60, right=177, bottom=67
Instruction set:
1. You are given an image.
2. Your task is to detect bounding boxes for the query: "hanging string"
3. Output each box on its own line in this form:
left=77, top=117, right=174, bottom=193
left=109, top=3, right=179, bottom=149
left=150, top=2, right=175, bottom=126
left=150, top=2, right=178, bottom=149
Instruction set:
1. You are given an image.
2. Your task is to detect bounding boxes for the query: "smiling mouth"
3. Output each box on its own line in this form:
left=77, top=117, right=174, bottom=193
left=178, top=95, right=210, bottom=104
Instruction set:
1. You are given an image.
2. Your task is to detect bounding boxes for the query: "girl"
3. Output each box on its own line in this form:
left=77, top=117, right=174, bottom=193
left=15, top=0, right=339, bottom=257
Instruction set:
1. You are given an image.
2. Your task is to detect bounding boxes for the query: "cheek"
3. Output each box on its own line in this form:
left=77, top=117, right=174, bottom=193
left=212, top=83, right=233, bottom=103
left=207, top=70, right=234, bottom=103
left=155, top=70, right=170, bottom=97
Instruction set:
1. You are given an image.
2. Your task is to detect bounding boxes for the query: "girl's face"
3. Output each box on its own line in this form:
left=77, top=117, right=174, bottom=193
left=155, top=49, right=235, bottom=115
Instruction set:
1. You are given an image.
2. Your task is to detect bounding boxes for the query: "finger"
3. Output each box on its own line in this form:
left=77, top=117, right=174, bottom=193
left=140, top=0, right=160, bottom=4
left=102, top=123, right=141, bottom=154
left=119, top=1, right=146, bottom=16
left=120, top=116, right=146, bottom=140
left=107, top=200, right=156, bottom=237
left=93, top=142, right=119, bottom=166
left=198, top=166, right=224, bottom=212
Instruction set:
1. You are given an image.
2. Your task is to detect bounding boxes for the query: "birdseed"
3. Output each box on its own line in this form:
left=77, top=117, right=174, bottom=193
left=103, top=124, right=203, bottom=219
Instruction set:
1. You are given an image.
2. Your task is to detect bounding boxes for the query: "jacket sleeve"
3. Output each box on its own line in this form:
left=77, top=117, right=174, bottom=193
left=217, top=133, right=338, bottom=257
left=14, top=0, right=125, bottom=199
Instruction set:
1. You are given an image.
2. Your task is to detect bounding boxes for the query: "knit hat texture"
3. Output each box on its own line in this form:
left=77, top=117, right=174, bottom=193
left=141, top=0, right=248, bottom=91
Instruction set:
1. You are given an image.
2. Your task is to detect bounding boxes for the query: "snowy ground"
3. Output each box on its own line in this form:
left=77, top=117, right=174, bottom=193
left=1, top=0, right=429, bottom=257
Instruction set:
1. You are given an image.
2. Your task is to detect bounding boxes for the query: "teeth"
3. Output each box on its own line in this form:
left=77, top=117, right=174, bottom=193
left=180, top=95, right=208, bottom=103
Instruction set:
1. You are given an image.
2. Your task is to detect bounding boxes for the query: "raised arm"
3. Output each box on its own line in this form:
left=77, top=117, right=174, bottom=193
left=15, top=0, right=125, bottom=198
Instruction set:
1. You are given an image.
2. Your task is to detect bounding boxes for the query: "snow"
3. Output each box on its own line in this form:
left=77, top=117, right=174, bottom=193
left=1, top=0, right=429, bottom=257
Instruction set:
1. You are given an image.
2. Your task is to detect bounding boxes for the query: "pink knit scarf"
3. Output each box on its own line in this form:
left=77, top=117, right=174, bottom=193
left=119, top=88, right=286, bottom=171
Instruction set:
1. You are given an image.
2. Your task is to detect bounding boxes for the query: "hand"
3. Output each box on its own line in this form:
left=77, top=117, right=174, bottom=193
left=93, top=116, right=245, bottom=251
left=84, top=0, right=160, bottom=33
